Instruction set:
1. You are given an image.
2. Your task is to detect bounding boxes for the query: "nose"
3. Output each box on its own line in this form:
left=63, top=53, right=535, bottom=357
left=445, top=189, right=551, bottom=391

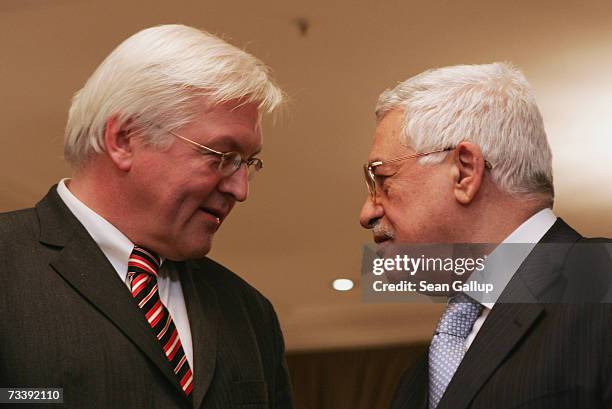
left=360, top=196, right=384, bottom=229
left=218, top=164, right=249, bottom=202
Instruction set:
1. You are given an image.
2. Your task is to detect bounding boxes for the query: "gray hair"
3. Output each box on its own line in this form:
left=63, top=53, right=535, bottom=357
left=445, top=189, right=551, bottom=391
left=64, top=24, right=284, bottom=166
left=376, top=62, right=554, bottom=204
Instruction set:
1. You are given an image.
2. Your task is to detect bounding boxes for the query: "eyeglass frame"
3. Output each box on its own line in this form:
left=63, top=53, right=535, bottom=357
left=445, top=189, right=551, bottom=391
left=168, top=130, right=263, bottom=180
left=363, top=146, right=492, bottom=201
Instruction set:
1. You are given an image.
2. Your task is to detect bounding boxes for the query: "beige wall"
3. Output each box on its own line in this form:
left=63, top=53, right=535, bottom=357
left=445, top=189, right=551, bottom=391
left=1, top=0, right=611, bottom=351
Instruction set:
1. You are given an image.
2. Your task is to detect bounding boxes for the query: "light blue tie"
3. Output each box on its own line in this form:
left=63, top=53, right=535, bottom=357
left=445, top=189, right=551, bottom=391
left=428, top=293, right=484, bottom=409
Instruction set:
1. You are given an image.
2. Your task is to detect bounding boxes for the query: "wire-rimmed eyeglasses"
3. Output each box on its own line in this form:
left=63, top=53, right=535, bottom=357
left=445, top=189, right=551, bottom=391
left=363, top=147, right=492, bottom=201
left=169, top=131, right=263, bottom=180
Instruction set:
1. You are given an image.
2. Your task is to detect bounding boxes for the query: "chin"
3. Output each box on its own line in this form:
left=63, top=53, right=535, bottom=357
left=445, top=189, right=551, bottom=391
left=186, top=241, right=212, bottom=259
left=165, top=237, right=213, bottom=261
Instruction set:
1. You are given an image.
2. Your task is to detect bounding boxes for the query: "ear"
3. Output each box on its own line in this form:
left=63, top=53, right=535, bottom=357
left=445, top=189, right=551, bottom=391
left=104, top=114, right=136, bottom=172
left=451, top=141, right=487, bottom=205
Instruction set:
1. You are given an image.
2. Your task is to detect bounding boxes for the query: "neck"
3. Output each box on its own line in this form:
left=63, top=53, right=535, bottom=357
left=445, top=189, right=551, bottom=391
left=456, top=184, right=550, bottom=243
left=68, top=157, right=135, bottom=240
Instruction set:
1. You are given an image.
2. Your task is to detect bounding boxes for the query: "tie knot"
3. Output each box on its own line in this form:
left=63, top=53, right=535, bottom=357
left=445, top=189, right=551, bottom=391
left=435, top=293, right=484, bottom=339
left=128, top=246, right=161, bottom=277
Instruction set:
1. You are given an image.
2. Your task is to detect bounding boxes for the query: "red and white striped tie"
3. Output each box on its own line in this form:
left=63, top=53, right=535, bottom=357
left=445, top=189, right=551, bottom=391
left=128, top=246, right=193, bottom=397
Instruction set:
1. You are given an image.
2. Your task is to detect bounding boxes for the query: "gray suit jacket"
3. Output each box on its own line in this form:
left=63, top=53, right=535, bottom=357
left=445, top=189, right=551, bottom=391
left=391, top=219, right=612, bottom=409
left=0, top=187, right=294, bottom=409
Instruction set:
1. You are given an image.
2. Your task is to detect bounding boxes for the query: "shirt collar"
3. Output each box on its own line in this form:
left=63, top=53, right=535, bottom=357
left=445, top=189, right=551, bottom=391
left=501, top=208, right=557, bottom=245
left=56, top=178, right=134, bottom=282
left=476, top=208, right=557, bottom=309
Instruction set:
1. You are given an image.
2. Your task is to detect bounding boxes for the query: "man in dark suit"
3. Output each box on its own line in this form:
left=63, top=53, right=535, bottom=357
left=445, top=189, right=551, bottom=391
left=359, top=62, right=611, bottom=408
left=0, top=24, right=292, bottom=408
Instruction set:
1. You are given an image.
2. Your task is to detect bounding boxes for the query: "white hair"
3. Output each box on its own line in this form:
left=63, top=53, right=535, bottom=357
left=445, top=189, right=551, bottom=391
left=376, top=62, right=554, bottom=203
left=64, top=24, right=284, bottom=166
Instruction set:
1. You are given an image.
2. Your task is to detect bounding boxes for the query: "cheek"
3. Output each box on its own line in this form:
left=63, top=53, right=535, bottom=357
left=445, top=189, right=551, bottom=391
left=166, top=189, right=199, bottom=214
left=384, top=183, right=419, bottom=220
left=385, top=189, right=441, bottom=233
left=170, top=177, right=220, bottom=212
left=153, top=180, right=198, bottom=215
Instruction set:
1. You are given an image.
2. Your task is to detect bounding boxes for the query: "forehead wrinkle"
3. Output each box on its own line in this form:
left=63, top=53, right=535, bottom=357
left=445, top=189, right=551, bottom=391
left=369, top=128, right=414, bottom=164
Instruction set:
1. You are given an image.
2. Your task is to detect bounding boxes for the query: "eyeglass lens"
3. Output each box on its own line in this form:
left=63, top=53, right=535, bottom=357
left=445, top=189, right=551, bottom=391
left=219, top=153, right=262, bottom=181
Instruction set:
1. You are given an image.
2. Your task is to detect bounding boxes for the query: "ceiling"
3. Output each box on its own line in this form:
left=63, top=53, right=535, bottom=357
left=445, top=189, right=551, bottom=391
left=1, top=0, right=611, bottom=351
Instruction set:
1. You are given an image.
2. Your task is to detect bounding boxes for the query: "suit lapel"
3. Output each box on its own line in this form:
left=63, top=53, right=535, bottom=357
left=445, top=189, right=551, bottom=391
left=437, top=302, right=543, bottom=409
left=179, top=262, right=219, bottom=409
left=437, top=218, right=581, bottom=409
left=391, top=352, right=428, bottom=409
left=36, top=188, right=185, bottom=396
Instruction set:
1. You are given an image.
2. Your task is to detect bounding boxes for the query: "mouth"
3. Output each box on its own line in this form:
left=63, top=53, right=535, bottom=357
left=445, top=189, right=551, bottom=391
left=199, top=207, right=227, bottom=224
left=374, top=235, right=392, bottom=244
left=373, top=233, right=394, bottom=258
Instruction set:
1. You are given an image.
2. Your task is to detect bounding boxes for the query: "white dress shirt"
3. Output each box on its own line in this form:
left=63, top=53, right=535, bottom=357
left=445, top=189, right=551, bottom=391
left=464, top=208, right=558, bottom=350
left=56, top=179, right=194, bottom=371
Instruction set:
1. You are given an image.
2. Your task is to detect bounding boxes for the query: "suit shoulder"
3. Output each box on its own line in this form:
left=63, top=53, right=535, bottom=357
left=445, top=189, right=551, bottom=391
left=0, top=207, right=39, bottom=245
left=0, top=207, right=37, bottom=225
left=578, top=236, right=612, bottom=243
left=186, top=257, right=273, bottom=308
left=562, top=237, right=612, bottom=302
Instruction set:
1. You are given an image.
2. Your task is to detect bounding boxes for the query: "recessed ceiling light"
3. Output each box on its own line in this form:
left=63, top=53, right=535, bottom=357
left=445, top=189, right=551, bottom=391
left=332, top=278, right=354, bottom=291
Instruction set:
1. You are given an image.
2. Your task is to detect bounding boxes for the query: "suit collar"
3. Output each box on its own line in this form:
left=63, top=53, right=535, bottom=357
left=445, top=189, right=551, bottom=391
left=537, top=217, right=581, bottom=243
left=36, top=187, right=191, bottom=401
left=55, top=179, right=134, bottom=280
left=467, top=209, right=558, bottom=308
left=504, top=218, right=581, bottom=302
left=436, top=218, right=582, bottom=409
left=36, top=185, right=80, bottom=247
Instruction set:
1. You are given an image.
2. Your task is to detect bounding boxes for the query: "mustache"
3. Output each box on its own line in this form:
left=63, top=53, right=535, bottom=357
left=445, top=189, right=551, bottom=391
left=373, top=223, right=394, bottom=240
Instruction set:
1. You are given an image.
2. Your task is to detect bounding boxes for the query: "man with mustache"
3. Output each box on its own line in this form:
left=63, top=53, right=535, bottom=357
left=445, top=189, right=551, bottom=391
left=360, top=62, right=611, bottom=409
left=0, top=25, right=292, bottom=409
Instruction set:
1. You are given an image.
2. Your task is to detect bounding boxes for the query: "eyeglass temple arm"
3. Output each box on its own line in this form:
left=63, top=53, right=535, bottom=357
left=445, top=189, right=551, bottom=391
left=170, top=131, right=263, bottom=167
left=369, top=147, right=454, bottom=167
left=369, top=147, right=493, bottom=169
left=169, top=131, right=225, bottom=156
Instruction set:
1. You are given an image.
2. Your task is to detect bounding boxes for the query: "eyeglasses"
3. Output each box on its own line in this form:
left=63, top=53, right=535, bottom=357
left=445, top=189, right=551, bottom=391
left=363, top=147, right=452, bottom=201
left=363, top=147, right=493, bottom=201
left=169, top=131, right=263, bottom=180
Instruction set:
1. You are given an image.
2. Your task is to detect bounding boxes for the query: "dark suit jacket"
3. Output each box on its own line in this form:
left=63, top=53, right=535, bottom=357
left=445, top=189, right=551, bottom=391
left=391, top=219, right=612, bottom=409
left=0, top=187, right=294, bottom=409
